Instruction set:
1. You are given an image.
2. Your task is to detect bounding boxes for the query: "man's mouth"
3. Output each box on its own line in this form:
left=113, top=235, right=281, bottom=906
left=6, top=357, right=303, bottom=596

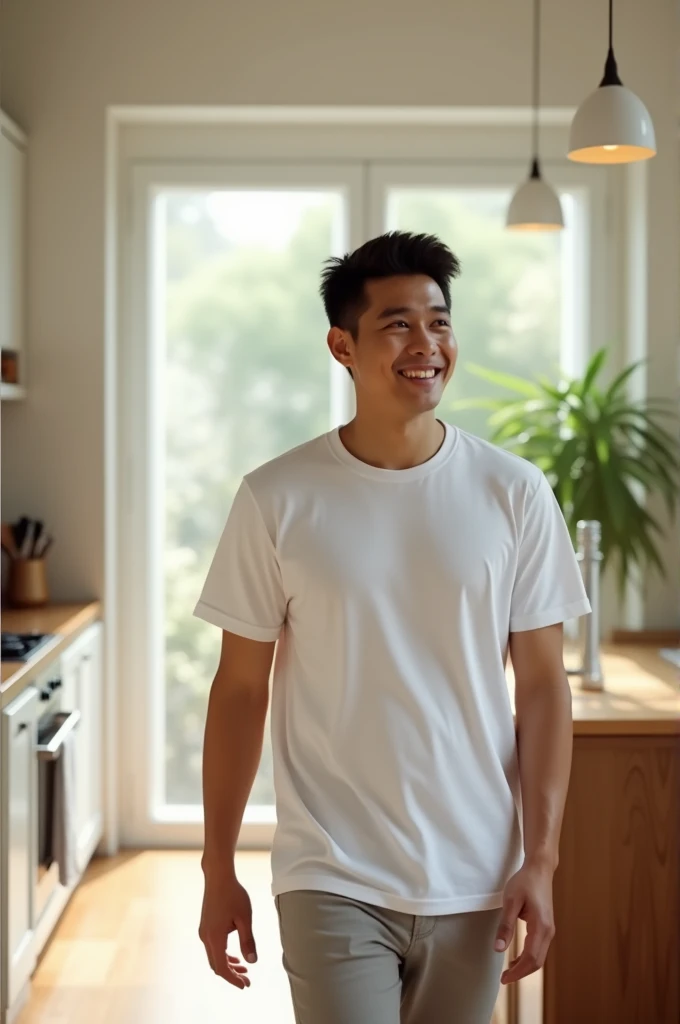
left=397, top=367, right=444, bottom=380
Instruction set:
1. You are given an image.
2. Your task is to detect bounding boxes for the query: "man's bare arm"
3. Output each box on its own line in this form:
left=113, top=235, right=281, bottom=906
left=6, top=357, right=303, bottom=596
left=496, top=622, right=573, bottom=984
left=199, top=630, right=276, bottom=987
left=512, top=622, right=573, bottom=868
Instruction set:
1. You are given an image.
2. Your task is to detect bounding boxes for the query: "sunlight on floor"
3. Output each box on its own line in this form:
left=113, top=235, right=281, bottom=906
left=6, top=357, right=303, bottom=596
left=20, top=851, right=294, bottom=1024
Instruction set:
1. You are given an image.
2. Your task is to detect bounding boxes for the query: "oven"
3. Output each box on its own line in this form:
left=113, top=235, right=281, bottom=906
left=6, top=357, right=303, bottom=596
left=34, top=658, right=80, bottom=922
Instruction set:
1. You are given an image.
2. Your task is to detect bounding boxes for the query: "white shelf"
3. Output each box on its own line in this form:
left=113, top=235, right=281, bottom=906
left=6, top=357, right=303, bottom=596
left=1, top=383, right=26, bottom=401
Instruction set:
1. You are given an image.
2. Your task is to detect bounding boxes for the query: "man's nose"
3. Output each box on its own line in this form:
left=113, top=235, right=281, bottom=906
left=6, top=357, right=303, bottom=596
left=407, top=326, right=438, bottom=355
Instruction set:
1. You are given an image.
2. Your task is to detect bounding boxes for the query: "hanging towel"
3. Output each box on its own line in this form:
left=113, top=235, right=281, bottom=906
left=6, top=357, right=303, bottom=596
left=52, top=729, right=78, bottom=887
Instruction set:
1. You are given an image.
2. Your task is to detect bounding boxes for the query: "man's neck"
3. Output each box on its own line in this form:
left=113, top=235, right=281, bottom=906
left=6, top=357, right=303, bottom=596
left=338, top=412, right=446, bottom=470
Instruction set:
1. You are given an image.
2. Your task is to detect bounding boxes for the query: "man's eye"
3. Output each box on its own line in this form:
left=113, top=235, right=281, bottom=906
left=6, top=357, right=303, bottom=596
left=435, top=319, right=451, bottom=327
left=388, top=321, right=408, bottom=329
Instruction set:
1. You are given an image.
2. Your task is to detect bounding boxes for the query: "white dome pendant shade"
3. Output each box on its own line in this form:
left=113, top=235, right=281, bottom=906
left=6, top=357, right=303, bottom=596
left=568, top=0, right=656, bottom=164
left=506, top=0, right=564, bottom=232
left=507, top=158, right=564, bottom=231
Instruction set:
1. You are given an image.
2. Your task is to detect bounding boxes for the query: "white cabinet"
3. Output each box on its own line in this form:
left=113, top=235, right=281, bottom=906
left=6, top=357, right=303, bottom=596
left=1, top=685, right=38, bottom=1012
left=0, top=113, right=27, bottom=400
left=60, top=623, right=104, bottom=871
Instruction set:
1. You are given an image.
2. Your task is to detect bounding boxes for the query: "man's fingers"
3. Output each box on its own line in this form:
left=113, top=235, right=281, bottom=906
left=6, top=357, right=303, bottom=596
left=203, top=935, right=250, bottom=988
left=501, top=918, right=554, bottom=984
left=495, top=895, right=522, bottom=953
left=235, top=916, right=258, bottom=965
left=501, top=944, right=539, bottom=983
left=211, top=943, right=251, bottom=988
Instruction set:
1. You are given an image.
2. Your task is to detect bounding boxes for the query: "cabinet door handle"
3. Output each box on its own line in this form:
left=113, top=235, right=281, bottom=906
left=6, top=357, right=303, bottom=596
left=37, top=710, right=81, bottom=760
left=15, top=722, right=28, bottom=736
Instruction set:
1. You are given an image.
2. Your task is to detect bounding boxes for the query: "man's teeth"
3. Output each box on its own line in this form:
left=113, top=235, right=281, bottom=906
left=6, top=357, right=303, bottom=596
left=401, top=369, right=437, bottom=379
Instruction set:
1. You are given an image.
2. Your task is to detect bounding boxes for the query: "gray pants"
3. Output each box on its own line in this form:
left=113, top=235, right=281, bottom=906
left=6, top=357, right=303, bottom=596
left=275, top=890, right=504, bottom=1024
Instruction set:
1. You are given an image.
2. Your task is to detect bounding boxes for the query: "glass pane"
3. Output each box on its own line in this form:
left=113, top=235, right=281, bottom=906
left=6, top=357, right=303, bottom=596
left=386, top=188, right=574, bottom=438
left=157, top=188, right=344, bottom=811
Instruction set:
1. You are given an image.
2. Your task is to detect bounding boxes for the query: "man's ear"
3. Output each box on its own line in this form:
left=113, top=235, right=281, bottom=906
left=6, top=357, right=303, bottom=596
left=327, top=327, right=353, bottom=371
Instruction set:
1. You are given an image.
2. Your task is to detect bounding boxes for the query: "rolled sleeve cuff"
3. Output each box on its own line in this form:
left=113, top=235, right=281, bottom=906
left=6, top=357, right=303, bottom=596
left=193, top=600, right=282, bottom=642
left=510, top=598, right=592, bottom=633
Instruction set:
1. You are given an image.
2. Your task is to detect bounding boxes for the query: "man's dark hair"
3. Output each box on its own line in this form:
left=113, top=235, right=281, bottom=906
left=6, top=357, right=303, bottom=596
left=320, top=231, right=461, bottom=338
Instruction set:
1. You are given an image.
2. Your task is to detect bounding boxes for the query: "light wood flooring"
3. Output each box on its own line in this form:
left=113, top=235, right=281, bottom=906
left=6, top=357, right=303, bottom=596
left=19, top=851, right=518, bottom=1024
left=19, top=850, right=294, bottom=1024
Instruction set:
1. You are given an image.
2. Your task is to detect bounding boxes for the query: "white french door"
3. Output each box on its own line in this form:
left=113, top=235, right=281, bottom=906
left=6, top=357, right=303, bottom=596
left=120, top=163, right=364, bottom=846
left=119, top=158, right=604, bottom=847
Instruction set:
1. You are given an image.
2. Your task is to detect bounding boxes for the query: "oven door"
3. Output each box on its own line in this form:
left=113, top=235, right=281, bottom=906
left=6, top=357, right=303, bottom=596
left=35, top=707, right=81, bottom=922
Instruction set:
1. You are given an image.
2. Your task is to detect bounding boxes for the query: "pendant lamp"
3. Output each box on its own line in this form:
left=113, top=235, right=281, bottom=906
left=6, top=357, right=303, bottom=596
left=507, top=0, right=563, bottom=231
left=568, top=0, right=655, bottom=164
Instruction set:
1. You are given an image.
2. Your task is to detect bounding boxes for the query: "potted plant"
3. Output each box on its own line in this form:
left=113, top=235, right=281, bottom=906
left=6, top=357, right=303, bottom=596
left=460, top=348, right=680, bottom=595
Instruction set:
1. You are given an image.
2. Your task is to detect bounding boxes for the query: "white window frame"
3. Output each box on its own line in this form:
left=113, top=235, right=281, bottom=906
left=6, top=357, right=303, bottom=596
left=110, top=113, right=619, bottom=850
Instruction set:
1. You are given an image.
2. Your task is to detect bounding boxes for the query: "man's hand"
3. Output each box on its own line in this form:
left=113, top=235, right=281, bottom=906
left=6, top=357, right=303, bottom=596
left=495, top=858, right=556, bottom=985
left=199, top=869, right=258, bottom=989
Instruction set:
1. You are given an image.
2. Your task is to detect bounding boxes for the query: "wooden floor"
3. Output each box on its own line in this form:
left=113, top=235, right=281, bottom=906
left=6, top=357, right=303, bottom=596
left=19, top=851, right=295, bottom=1024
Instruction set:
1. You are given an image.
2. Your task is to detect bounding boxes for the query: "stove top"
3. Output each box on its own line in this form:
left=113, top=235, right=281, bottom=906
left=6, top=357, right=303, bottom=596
left=1, top=633, right=57, bottom=663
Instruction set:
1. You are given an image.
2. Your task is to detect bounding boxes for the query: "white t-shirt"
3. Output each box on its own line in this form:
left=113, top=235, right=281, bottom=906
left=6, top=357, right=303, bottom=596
left=195, top=423, right=591, bottom=915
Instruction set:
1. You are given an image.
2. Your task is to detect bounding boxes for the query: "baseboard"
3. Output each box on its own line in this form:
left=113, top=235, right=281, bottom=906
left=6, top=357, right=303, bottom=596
left=611, top=629, right=680, bottom=646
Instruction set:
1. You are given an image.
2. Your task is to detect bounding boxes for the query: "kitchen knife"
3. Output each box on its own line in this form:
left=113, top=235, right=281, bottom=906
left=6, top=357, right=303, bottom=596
left=19, top=519, right=36, bottom=559
left=13, top=517, right=30, bottom=554
left=34, top=532, right=53, bottom=559
left=41, top=536, right=54, bottom=558
left=30, top=520, right=44, bottom=558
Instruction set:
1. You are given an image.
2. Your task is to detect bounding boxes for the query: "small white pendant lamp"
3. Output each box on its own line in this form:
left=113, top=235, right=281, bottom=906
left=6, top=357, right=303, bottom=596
left=507, top=0, right=563, bottom=231
left=568, top=0, right=656, bottom=164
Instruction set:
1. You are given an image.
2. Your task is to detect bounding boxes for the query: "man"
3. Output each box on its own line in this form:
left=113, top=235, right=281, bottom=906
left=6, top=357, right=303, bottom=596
left=196, top=232, right=591, bottom=1024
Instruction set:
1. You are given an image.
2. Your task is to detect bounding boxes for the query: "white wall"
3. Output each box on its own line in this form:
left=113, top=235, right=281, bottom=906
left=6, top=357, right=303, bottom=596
left=1, top=0, right=679, bottom=625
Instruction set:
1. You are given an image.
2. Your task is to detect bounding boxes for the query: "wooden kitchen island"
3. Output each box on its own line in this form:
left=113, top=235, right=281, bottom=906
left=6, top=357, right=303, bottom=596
left=500, top=646, right=680, bottom=1024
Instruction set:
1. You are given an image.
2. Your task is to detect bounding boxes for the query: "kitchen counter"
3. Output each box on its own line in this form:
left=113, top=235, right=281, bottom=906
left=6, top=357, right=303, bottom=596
left=1, top=601, right=101, bottom=707
left=507, top=643, right=679, bottom=736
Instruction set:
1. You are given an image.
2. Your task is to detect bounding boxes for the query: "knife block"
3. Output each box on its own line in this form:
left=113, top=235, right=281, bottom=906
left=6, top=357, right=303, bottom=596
left=8, top=558, right=49, bottom=608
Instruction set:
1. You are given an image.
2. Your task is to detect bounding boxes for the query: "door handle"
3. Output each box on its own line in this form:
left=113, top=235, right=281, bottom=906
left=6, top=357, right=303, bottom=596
left=15, top=722, right=28, bottom=736
left=37, top=710, right=81, bottom=760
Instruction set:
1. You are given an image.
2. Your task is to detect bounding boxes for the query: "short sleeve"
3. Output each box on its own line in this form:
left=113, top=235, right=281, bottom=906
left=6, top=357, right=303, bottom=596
left=194, top=481, right=286, bottom=642
left=510, top=474, right=591, bottom=633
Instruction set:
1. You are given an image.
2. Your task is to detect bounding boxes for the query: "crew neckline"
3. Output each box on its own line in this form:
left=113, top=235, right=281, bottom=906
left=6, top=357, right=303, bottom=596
left=326, top=421, right=459, bottom=482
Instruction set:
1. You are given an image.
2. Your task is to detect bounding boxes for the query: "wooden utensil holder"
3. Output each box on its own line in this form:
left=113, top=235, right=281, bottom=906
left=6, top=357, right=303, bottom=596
left=8, top=558, right=49, bottom=608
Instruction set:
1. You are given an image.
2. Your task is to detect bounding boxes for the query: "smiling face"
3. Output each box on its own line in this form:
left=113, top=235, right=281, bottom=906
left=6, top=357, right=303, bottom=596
left=327, top=274, right=458, bottom=419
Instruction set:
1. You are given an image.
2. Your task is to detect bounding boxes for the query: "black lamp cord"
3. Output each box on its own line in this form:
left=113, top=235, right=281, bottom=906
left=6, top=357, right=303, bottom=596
left=529, top=0, right=541, bottom=176
left=601, top=0, right=623, bottom=86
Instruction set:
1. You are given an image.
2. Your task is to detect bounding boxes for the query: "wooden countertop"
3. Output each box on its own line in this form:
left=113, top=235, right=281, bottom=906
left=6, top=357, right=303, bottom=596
left=1, top=602, right=101, bottom=706
left=508, top=644, right=679, bottom=736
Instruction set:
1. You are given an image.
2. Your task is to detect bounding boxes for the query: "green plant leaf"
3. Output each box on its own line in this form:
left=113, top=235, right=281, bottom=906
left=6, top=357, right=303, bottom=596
left=536, top=376, right=576, bottom=403
left=469, top=352, right=680, bottom=585
left=595, top=437, right=610, bottom=463
left=615, top=405, right=680, bottom=435
left=465, top=364, right=542, bottom=397
left=487, top=399, right=556, bottom=429
left=617, top=455, right=677, bottom=510
left=635, top=519, right=667, bottom=578
left=604, top=358, right=645, bottom=401
left=579, top=347, right=608, bottom=397
left=619, top=420, right=680, bottom=469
